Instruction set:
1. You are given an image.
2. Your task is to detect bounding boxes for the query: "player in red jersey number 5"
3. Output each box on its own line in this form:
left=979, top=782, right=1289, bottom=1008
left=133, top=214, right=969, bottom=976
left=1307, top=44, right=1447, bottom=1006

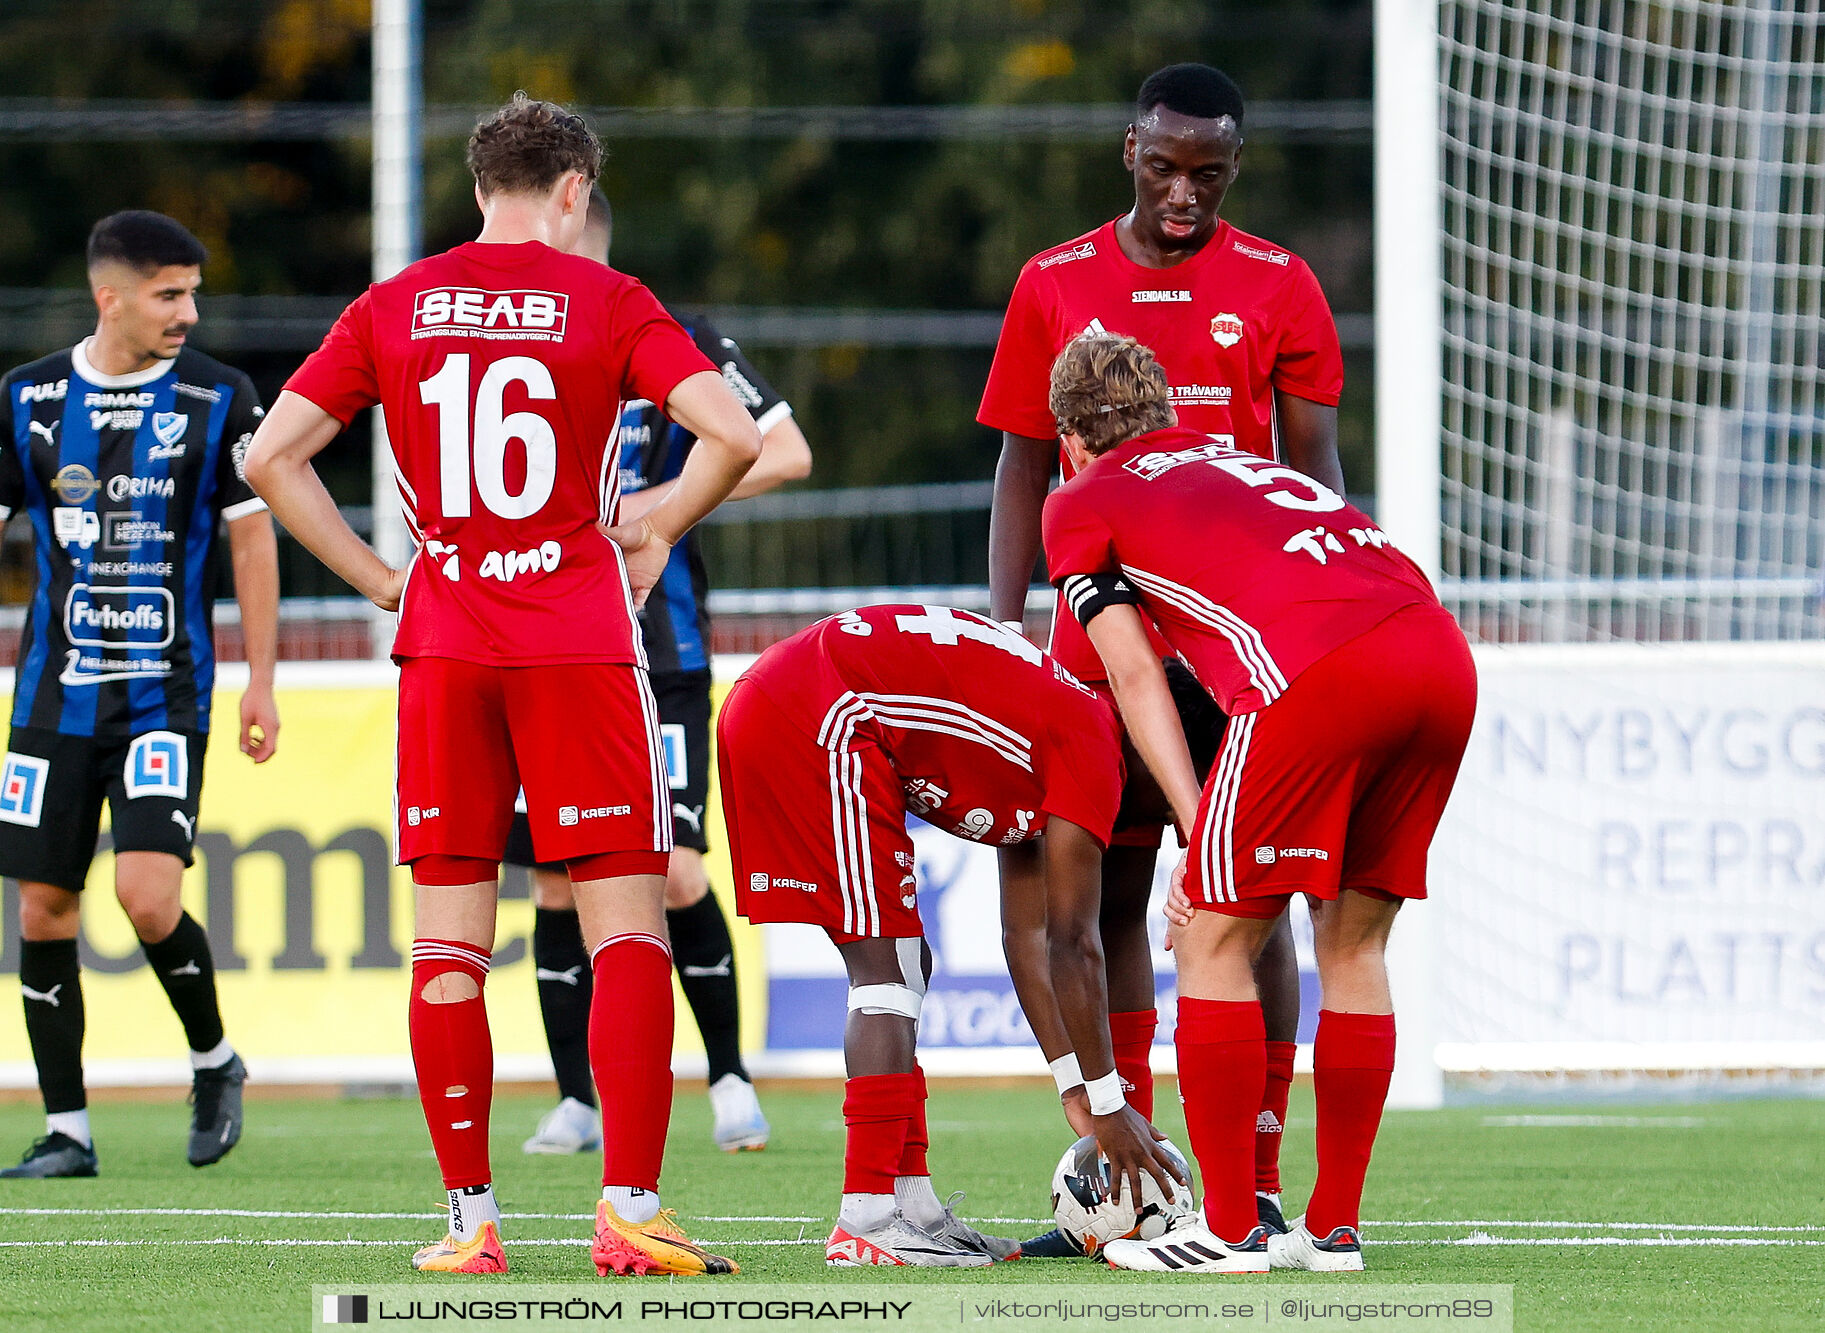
left=244, top=95, right=761, bottom=1278
left=1042, top=334, right=1476, bottom=1275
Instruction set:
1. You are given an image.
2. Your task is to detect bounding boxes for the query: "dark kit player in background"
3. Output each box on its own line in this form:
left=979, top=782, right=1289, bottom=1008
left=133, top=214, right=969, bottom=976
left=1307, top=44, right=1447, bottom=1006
left=979, top=62, right=1345, bottom=1250
left=0, top=211, right=279, bottom=1178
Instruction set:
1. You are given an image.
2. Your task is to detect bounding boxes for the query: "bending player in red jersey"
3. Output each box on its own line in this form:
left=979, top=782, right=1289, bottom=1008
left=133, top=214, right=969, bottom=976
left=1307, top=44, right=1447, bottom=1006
left=1042, top=335, right=1476, bottom=1274
left=717, top=605, right=1185, bottom=1268
left=980, top=64, right=1345, bottom=1240
left=243, top=95, right=761, bottom=1277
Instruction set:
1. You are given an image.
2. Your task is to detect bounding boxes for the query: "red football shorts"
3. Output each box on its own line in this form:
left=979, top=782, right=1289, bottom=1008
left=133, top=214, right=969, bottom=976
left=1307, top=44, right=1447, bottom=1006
left=1185, top=606, right=1477, bottom=917
left=717, top=678, right=923, bottom=940
left=396, top=656, right=673, bottom=868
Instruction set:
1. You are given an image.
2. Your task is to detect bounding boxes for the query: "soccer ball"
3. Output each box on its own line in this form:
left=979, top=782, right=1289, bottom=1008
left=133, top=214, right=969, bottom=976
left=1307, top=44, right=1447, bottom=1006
left=1049, top=1133, right=1197, bottom=1255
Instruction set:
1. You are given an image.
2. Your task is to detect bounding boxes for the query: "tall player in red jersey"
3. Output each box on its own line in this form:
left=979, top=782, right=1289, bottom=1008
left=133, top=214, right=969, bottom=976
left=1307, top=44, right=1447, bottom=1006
left=979, top=62, right=1342, bottom=1243
left=1042, top=335, right=1476, bottom=1274
left=717, top=605, right=1184, bottom=1267
left=243, top=96, right=760, bottom=1277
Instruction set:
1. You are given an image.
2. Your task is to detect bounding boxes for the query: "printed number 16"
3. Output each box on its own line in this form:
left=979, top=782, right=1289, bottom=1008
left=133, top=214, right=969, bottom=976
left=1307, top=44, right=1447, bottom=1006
left=419, top=353, right=558, bottom=519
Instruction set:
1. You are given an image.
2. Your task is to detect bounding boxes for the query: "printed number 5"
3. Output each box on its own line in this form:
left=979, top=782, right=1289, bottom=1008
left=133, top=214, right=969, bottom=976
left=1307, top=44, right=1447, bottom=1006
left=419, top=353, right=558, bottom=519
left=1207, top=453, right=1345, bottom=513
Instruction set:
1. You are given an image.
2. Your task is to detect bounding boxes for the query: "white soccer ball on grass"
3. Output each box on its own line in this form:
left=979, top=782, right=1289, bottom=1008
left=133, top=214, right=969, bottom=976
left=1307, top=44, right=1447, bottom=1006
left=1049, top=1133, right=1197, bottom=1255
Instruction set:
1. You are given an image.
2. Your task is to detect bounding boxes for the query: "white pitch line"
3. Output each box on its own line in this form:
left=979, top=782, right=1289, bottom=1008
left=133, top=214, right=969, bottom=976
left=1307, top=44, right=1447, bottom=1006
left=4, top=1207, right=1816, bottom=1235
left=1365, top=1219, right=1825, bottom=1234
left=0, top=1237, right=818, bottom=1249
left=1481, top=1115, right=1707, bottom=1128
left=0, top=1235, right=1814, bottom=1250
left=0, top=1207, right=823, bottom=1223
left=1377, top=1237, right=1825, bottom=1248
left=0, top=1208, right=446, bottom=1220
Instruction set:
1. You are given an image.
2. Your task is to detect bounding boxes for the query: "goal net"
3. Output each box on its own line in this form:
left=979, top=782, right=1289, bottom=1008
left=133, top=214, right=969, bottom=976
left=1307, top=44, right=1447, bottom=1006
left=1379, top=0, right=1825, bottom=1101
left=1436, top=0, right=1822, bottom=644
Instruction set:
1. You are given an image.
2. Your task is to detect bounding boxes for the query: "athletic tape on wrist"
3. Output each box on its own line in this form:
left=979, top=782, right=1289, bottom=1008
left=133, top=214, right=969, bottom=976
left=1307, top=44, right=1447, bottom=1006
left=1049, top=1052, right=1084, bottom=1096
left=1085, top=1070, right=1126, bottom=1116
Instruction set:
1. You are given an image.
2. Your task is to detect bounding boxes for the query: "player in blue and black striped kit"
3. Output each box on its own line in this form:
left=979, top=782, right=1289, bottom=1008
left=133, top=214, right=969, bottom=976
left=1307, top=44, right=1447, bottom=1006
left=0, top=212, right=280, bottom=1178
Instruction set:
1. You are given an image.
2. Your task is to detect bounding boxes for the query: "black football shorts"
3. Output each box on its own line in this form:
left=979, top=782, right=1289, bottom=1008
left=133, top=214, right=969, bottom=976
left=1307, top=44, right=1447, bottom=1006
left=0, top=725, right=207, bottom=893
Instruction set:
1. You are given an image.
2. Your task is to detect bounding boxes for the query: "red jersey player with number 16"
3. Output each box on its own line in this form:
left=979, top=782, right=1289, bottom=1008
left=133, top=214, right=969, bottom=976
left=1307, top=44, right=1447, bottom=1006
left=244, top=95, right=761, bottom=1277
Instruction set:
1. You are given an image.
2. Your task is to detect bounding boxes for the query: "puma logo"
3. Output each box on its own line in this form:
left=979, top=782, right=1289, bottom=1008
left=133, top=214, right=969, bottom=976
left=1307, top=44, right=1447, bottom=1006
left=672, top=803, right=704, bottom=834
left=21, top=982, right=61, bottom=1007
left=679, top=953, right=730, bottom=979
left=535, top=965, right=582, bottom=986
left=167, top=960, right=201, bottom=977
left=28, top=420, right=58, bottom=447
left=171, top=810, right=195, bottom=839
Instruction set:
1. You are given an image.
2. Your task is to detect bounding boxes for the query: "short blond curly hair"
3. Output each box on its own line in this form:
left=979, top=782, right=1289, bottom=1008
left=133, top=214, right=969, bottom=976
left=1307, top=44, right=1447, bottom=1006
left=1047, top=333, right=1176, bottom=454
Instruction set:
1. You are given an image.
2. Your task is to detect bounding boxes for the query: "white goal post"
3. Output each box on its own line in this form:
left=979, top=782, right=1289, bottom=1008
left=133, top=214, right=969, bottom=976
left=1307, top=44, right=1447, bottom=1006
left=1376, top=0, right=1825, bottom=1099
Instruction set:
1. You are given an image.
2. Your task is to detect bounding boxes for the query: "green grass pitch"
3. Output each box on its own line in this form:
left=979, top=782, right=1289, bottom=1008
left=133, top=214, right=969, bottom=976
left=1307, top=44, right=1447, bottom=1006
left=0, top=1083, right=1819, bottom=1331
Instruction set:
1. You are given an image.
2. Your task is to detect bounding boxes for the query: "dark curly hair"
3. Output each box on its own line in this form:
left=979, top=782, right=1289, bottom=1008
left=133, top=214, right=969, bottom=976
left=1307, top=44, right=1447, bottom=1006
left=466, top=92, right=602, bottom=197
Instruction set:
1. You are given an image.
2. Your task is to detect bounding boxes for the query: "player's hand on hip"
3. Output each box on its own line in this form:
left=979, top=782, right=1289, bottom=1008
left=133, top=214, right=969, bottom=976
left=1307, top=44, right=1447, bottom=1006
left=367, top=565, right=406, bottom=613
left=240, top=685, right=280, bottom=763
left=601, top=518, right=673, bottom=611
left=1095, top=1105, right=1187, bottom=1210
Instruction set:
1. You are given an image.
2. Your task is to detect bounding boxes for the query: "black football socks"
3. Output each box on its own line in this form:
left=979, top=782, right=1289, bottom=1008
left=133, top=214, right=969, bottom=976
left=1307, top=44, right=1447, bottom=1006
left=667, top=891, right=748, bottom=1086
left=19, top=937, right=86, bottom=1119
left=531, top=907, right=597, bottom=1108
left=141, top=912, right=227, bottom=1057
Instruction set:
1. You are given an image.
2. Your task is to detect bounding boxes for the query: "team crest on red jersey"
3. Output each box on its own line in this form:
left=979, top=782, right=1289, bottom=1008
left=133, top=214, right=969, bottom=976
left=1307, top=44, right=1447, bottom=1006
left=1210, top=312, right=1245, bottom=348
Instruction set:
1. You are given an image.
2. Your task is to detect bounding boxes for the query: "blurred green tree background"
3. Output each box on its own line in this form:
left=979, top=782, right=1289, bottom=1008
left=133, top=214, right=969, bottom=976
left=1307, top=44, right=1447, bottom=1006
left=0, top=0, right=1373, bottom=506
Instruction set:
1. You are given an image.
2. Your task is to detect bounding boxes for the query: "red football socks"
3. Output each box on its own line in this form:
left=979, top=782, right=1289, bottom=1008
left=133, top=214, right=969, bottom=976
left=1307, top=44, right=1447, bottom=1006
left=897, top=1065, right=929, bottom=1178
left=1108, top=1008, right=1159, bottom=1122
left=1175, top=997, right=1266, bottom=1244
left=843, top=1072, right=919, bottom=1194
left=1305, top=1010, right=1397, bottom=1237
left=590, top=933, right=675, bottom=1192
left=1257, top=1039, right=1297, bottom=1193
left=409, top=939, right=495, bottom=1190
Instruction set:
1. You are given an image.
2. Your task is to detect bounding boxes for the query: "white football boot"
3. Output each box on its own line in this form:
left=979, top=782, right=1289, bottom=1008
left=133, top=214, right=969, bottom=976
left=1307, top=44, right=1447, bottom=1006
left=521, top=1097, right=602, bottom=1154
left=708, top=1073, right=771, bottom=1151
left=1103, top=1216, right=1270, bottom=1274
left=925, top=1191, right=1023, bottom=1260
left=826, top=1210, right=993, bottom=1267
left=1268, top=1216, right=1366, bottom=1271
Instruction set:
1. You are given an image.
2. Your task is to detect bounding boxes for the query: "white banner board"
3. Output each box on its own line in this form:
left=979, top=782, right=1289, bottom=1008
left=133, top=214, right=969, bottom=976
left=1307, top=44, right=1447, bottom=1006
left=1430, top=643, right=1825, bottom=1069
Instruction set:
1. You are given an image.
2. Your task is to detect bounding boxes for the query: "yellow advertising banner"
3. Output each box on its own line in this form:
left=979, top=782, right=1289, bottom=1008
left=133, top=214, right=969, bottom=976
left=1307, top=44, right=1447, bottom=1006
left=0, top=664, right=768, bottom=1084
